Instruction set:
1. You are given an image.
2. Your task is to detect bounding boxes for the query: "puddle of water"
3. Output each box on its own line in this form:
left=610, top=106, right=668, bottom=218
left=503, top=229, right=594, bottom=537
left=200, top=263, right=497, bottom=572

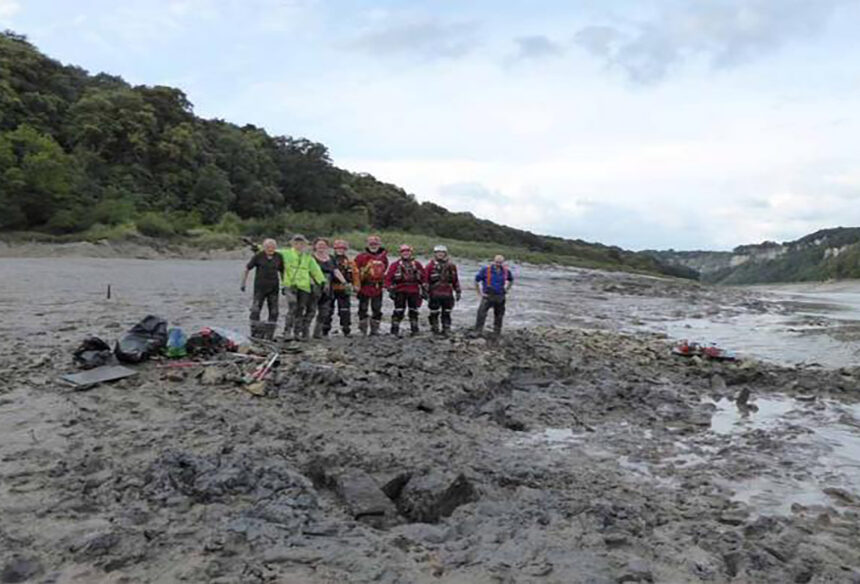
left=728, top=476, right=831, bottom=515
left=711, top=396, right=860, bottom=515
left=709, top=395, right=797, bottom=435
left=510, top=427, right=583, bottom=450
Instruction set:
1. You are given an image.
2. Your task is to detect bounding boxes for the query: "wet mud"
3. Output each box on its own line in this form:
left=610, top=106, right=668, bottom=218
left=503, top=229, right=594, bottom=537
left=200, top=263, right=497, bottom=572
left=2, top=258, right=860, bottom=583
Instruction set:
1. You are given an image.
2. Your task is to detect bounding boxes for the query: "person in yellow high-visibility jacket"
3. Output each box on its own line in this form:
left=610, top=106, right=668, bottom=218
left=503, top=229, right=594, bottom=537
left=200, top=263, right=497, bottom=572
left=279, top=234, right=326, bottom=341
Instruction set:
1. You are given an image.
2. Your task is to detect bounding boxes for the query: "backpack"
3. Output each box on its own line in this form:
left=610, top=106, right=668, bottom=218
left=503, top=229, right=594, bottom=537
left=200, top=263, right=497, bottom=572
left=362, top=258, right=387, bottom=283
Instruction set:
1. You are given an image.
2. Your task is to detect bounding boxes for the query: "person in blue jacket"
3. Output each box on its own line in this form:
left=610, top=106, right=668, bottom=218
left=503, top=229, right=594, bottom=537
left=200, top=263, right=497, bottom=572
left=474, top=254, right=514, bottom=337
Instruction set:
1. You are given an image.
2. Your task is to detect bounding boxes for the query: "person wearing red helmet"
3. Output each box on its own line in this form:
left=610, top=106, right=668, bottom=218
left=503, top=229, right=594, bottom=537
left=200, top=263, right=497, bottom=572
left=423, top=244, right=461, bottom=335
left=384, top=244, right=424, bottom=337
left=325, top=239, right=361, bottom=337
left=354, top=234, right=389, bottom=336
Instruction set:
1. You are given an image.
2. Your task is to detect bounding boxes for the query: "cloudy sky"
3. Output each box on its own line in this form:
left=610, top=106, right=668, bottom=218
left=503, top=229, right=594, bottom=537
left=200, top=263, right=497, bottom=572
left=4, top=0, right=860, bottom=250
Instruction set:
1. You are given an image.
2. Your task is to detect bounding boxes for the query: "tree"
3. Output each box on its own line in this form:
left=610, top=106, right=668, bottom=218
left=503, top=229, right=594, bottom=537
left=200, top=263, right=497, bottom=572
left=0, top=124, right=79, bottom=228
left=189, top=164, right=234, bottom=224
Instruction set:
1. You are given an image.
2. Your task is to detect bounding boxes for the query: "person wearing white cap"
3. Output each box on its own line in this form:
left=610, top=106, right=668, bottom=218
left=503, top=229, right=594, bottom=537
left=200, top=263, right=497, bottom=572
left=423, top=245, right=461, bottom=335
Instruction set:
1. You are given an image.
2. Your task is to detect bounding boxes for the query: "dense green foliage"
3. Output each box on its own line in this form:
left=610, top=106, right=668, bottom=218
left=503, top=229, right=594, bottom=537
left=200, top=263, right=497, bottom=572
left=0, top=31, right=691, bottom=276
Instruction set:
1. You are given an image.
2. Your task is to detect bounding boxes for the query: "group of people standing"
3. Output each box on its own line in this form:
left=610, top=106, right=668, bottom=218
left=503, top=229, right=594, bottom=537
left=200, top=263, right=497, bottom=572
left=241, top=234, right=514, bottom=341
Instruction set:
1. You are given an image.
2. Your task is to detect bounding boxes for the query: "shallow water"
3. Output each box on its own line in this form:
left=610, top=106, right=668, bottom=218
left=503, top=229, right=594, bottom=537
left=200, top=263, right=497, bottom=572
left=708, top=395, right=860, bottom=515
left=654, top=296, right=860, bottom=368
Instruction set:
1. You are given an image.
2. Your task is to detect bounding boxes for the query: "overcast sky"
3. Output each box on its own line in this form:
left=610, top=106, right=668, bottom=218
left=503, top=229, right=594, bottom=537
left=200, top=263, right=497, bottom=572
left=4, top=0, right=860, bottom=250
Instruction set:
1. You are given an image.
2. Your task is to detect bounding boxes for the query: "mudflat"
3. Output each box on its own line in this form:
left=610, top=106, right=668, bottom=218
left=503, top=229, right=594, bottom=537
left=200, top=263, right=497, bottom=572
left=2, top=258, right=859, bottom=583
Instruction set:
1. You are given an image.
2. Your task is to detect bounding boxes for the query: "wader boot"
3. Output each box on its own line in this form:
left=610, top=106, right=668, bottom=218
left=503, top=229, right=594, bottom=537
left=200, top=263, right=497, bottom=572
left=370, top=319, right=381, bottom=336
left=342, top=327, right=351, bottom=338
left=261, top=321, right=277, bottom=340
left=410, top=318, right=420, bottom=337
left=358, top=318, right=369, bottom=336
left=442, top=322, right=451, bottom=336
left=390, top=321, right=401, bottom=337
left=312, top=320, right=324, bottom=339
left=429, top=313, right=441, bottom=335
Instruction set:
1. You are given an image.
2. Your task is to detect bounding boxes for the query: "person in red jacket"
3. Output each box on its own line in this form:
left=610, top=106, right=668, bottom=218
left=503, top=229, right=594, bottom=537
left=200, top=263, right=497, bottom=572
left=423, top=244, right=461, bottom=335
left=385, top=244, right=424, bottom=336
left=354, top=234, right=389, bottom=336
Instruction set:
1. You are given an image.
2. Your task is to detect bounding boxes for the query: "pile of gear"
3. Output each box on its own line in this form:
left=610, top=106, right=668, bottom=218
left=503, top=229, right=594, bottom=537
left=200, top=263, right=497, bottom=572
left=65, top=315, right=279, bottom=393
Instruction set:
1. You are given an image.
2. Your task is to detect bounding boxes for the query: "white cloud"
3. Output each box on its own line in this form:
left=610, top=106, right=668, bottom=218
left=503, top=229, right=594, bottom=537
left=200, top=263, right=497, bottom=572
left=575, top=0, right=849, bottom=84
left=0, top=0, right=20, bottom=22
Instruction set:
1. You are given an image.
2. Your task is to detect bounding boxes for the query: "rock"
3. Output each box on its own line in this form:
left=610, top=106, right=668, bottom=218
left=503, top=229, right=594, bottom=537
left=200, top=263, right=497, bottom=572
left=823, top=487, right=856, bottom=505
left=262, top=546, right=323, bottom=564
left=397, top=471, right=477, bottom=523
left=388, top=522, right=451, bottom=545
left=200, top=367, right=227, bottom=385
left=415, top=398, right=439, bottom=413
left=710, top=374, right=727, bottom=392
left=165, top=369, right=186, bottom=382
left=74, top=531, right=120, bottom=559
left=1, top=556, right=43, bottom=583
left=603, top=532, right=629, bottom=547
left=29, top=354, right=50, bottom=369
left=617, top=558, right=653, bottom=583
left=335, top=470, right=399, bottom=528
left=380, top=472, right=412, bottom=501
left=740, top=360, right=757, bottom=371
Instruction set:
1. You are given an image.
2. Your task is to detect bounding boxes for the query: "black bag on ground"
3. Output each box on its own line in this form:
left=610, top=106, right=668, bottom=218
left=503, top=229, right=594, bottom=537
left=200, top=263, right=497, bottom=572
left=185, top=327, right=228, bottom=357
left=74, top=336, right=113, bottom=369
left=115, top=315, right=168, bottom=363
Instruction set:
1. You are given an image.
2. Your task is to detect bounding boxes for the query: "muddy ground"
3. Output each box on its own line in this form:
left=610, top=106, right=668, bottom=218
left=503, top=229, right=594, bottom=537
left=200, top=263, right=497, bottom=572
left=2, top=258, right=860, bottom=583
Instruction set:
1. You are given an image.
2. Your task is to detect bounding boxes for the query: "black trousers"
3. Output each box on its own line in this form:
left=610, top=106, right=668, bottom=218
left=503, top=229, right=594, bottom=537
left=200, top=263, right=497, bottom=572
left=358, top=294, right=383, bottom=323
left=250, top=288, right=279, bottom=322
left=475, top=293, right=506, bottom=334
left=392, top=292, right=421, bottom=323
left=428, top=296, right=455, bottom=328
left=324, top=292, right=352, bottom=334
left=290, top=289, right=316, bottom=337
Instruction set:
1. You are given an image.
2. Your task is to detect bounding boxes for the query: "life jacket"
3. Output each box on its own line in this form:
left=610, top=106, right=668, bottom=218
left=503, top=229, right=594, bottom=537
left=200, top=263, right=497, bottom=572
left=335, top=255, right=354, bottom=283
left=361, top=256, right=387, bottom=284
left=394, top=259, right=421, bottom=283
left=429, top=260, right=454, bottom=285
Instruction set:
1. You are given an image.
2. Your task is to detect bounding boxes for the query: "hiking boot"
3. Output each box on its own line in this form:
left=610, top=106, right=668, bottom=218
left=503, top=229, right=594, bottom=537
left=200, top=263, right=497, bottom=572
left=390, top=322, right=401, bottom=337
left=312, top=322, right=323, bottom=339
left=442, top=324, right=451, bottom=336
left=370, top=319, right=381, bottom=336
left=410, top=320, right=420, bottom=337
left=342, top=328, right=351, bottom=338
left=359, top=319, right=369, bottom=336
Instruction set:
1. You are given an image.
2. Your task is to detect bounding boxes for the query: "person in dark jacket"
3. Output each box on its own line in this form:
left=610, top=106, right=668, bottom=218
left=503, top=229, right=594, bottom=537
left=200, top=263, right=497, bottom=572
left=311, top=238, right=346, bottom=339
left=474, top=254, right=514, bottom=337
left=241, top=238, right=285, bottom=340
left=354, top=234, right=389, bottom=336
left=423, top=245, right=461, bottom=335
left=385, top=244, right=424, bottom=337
left=325, top=239, right=361, bottom=337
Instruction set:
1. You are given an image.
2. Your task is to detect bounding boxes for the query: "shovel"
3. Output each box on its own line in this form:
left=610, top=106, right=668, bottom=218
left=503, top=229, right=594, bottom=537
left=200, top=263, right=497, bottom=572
left=243, top=351, right=279, bottom=395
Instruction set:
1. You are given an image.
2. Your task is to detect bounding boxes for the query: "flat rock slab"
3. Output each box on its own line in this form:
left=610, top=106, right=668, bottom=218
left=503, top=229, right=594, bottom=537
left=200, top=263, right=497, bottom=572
left=60, top=365, right=137, bottom=388
left=335, top=470, right=399, bottom=527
